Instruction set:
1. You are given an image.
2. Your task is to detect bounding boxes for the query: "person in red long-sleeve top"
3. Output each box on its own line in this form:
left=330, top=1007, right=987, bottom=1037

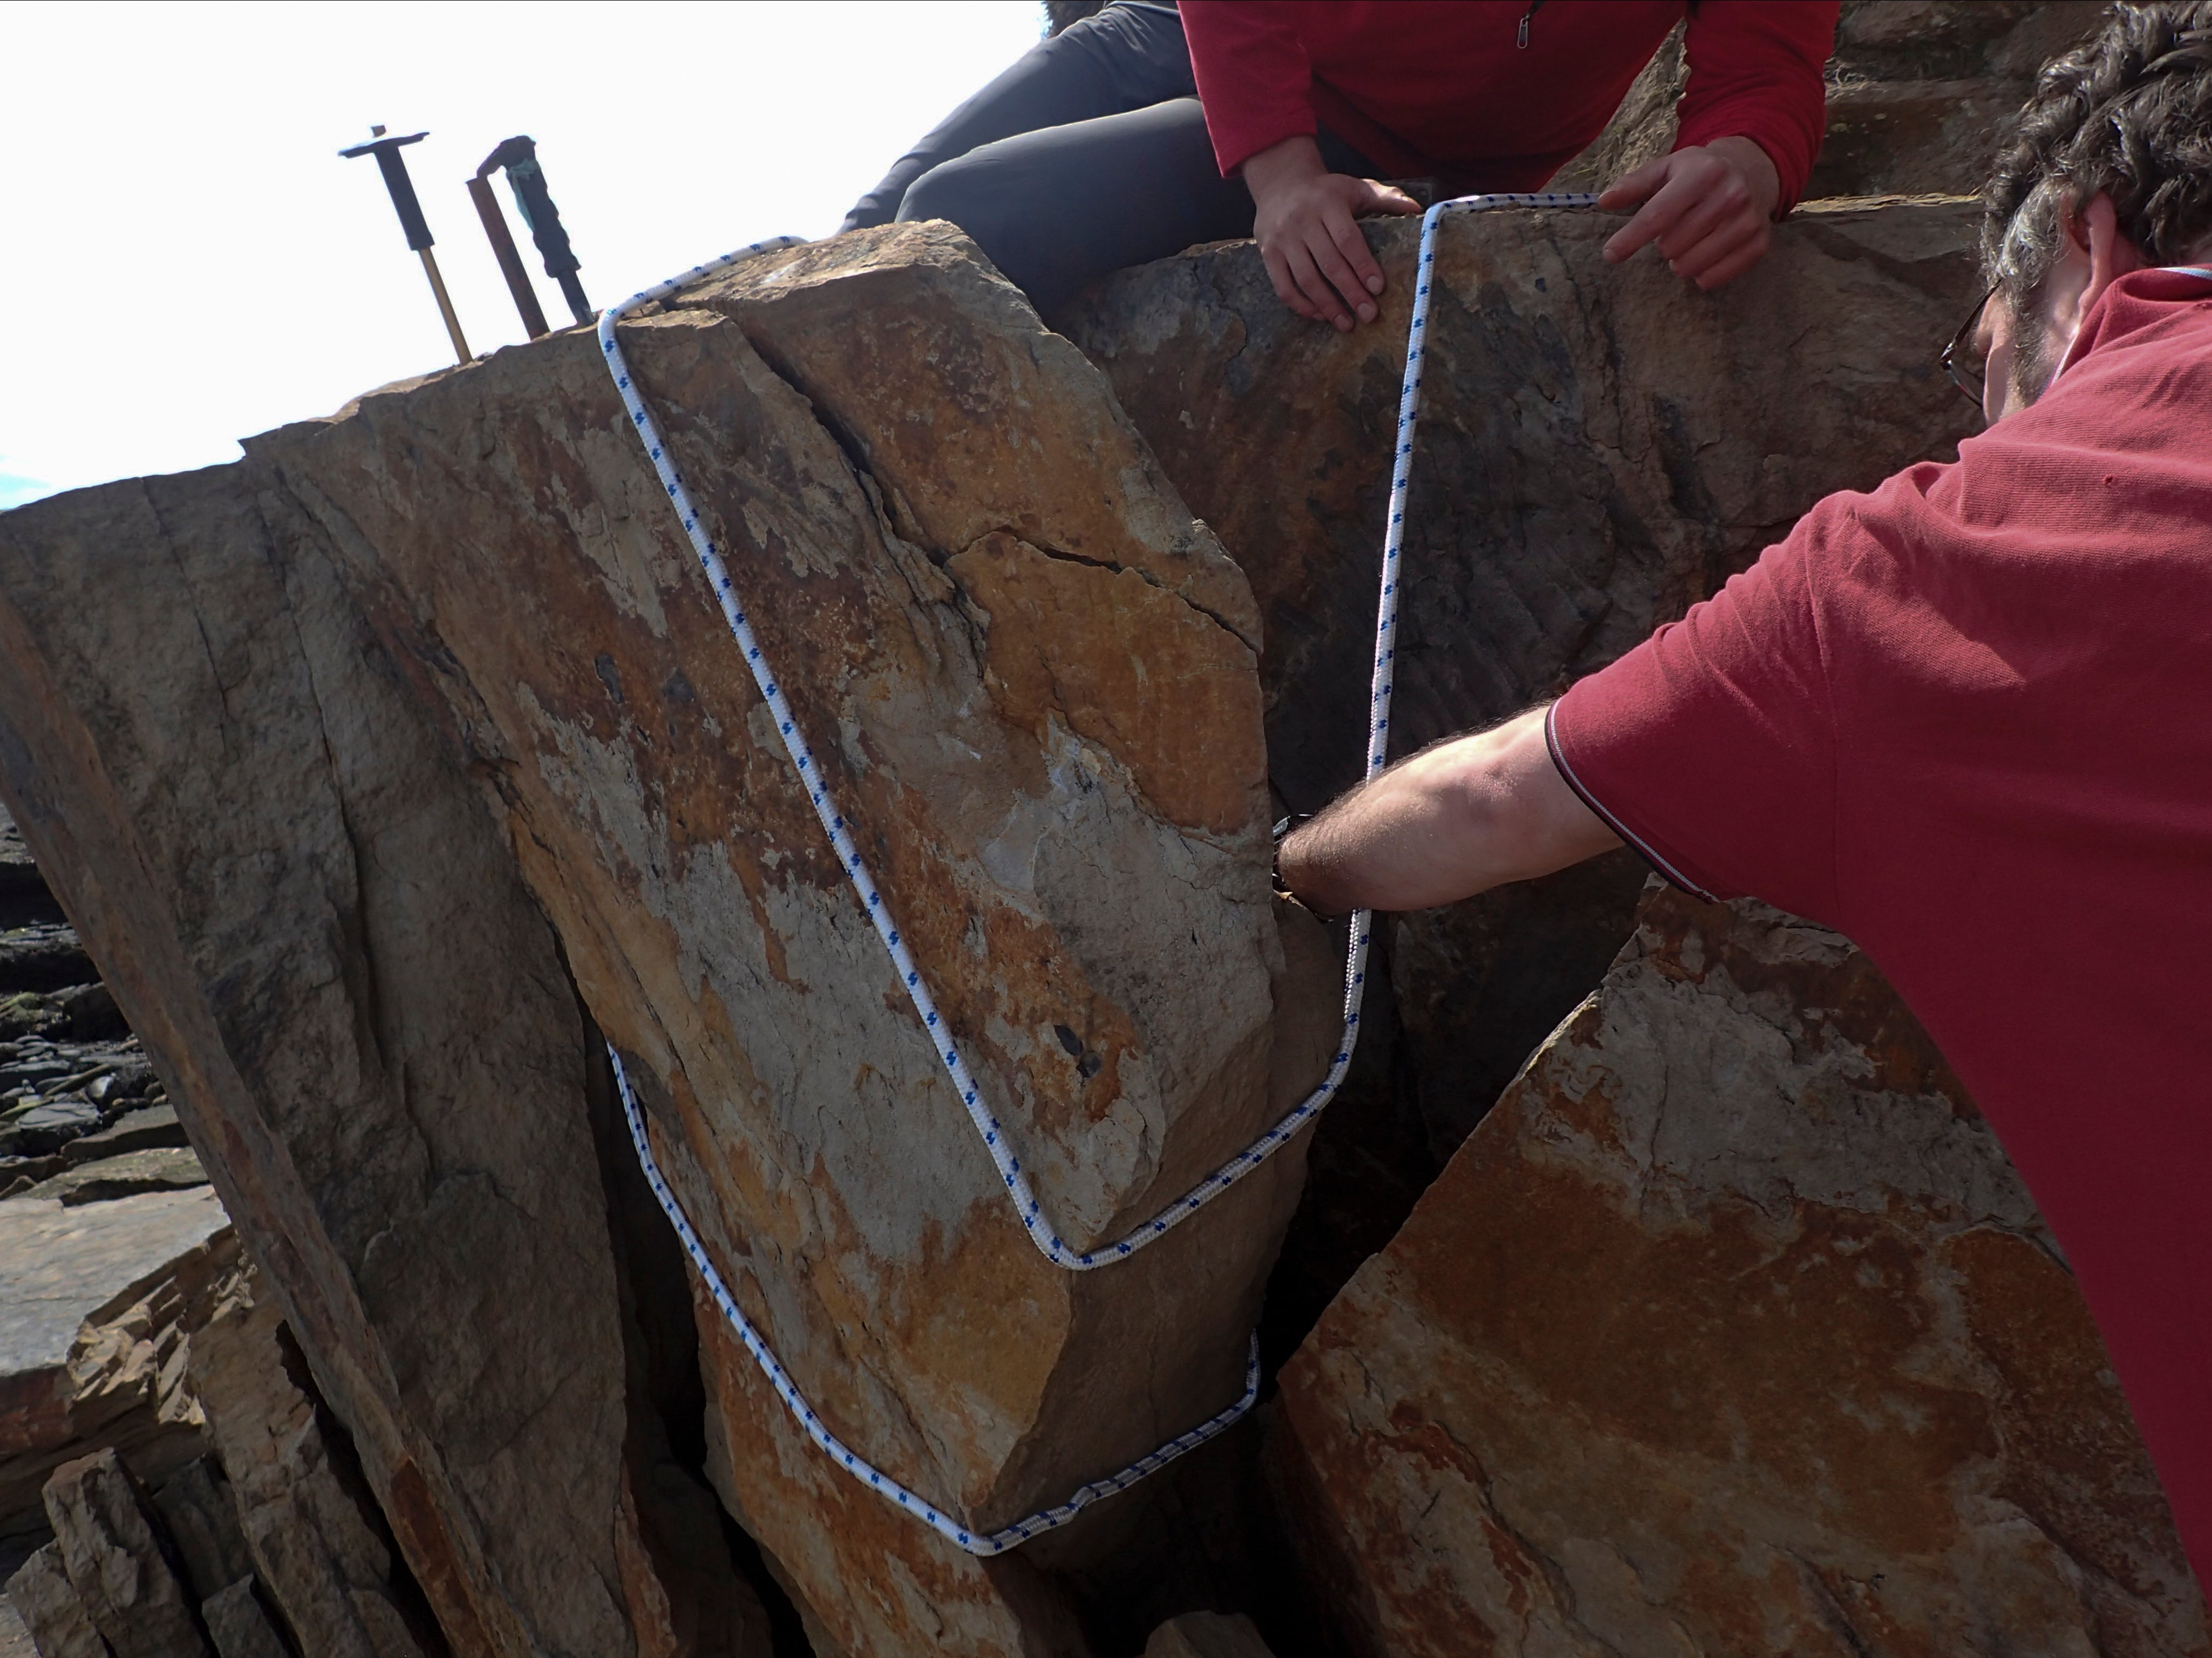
left=1184, top=0, right=1837, bottom=328
left=845, top=1, right=1833, bottom=324
left=1275, top=2, right=2212, bottom=1584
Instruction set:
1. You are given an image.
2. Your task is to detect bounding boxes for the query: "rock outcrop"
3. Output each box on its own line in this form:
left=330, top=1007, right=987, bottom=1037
left=1, top=1193, right=232, bottom=1543
left=1063, top=196, right=1985, bottom=1261
left=0, top=221, right=1331, bottom=1656
left=41, top=1449, right=211, bottom=1658
left=1814, top=2, right=2107, bottom=199
left=182, top=1259, right=440, bottom=1658
left=1269, top=887, right=2209, bottom=1656
left=3, top=1547, right=103, bottom=1658
left=5, top=1239, right=458, bottom=1658
left=6, top=26, right=2202, bottom=1647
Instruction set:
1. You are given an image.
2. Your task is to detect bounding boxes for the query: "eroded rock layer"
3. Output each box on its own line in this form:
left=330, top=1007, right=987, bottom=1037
left=1269, top=887, right=2209, bottom=1657
left=0, top=223, right=1329, bottom=1657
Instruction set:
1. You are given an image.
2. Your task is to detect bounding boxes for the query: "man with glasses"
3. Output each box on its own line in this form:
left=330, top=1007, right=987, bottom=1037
left=1278, top=1, right=2212, bottom=1584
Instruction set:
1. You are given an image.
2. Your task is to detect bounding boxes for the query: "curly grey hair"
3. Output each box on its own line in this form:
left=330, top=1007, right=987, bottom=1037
left=1982, top=1, right=2212, bottom=295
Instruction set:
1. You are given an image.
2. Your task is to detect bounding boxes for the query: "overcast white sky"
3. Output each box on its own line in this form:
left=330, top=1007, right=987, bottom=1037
left=1, top=1, right=1044, bottom=508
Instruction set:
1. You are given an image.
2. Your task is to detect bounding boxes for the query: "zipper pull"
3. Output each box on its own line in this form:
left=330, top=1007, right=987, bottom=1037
left=1519, top=1, right=1542, bottom=47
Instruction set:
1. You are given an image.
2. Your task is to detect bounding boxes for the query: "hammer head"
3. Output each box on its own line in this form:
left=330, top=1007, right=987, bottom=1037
left=475, top=135, right=537, bottom=180
left=338, top=126, right=428, bottom=160
left=341, top=125, right=435, bottom=251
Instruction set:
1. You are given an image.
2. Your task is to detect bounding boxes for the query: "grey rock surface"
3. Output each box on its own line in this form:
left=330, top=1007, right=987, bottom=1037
left=0, top=1200, right=233, bottom=1547
left=59, top=1112, right=183, bottom=1171
left=42, top=1450, right=209, bottom=1658
left=183, top=1265, right=431, bottom=1658
left=3, top=1544, right=109, bottom=1658
left=31, top=1151, right=207, bottom=1209
left=0, top=1104, right=98, bottom=1162
left=0, top=1594, right=35, bottom=1658
left=1144, top=1609, right=1276, bottom=1658
left=200, top=1580, right=289, bottom=1658
left=0, top=1190, right=228, bottom=1440
left=0, top=932, right=93, bottom=998
left=148, top=1460, right=252, bottom=1605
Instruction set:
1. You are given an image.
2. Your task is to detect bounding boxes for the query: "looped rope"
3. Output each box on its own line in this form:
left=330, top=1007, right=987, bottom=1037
left=597, top=190, right=1599, bottom=1554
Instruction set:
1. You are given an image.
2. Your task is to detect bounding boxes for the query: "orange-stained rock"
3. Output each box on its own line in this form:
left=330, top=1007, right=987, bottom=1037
left=1269, top=886, right=2209, bottom=1657
left=0, top=221, right=1325, bottom=1654
left=248, top=227, right=1321, bottom=1650
left=0, top=459, right=726, bottom=1658
left=1064, top=196, right=1988, bottom=1276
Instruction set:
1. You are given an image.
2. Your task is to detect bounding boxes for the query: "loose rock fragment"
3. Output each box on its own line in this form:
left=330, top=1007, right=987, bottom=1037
left=4, top=1544, right=110, bottom=1658
left=1269, top=888, right=2209, bottom=1656
left=200, top=1580, right=290, bottom=1658
left=42, top=1449, right=209, bottom=1658
left=1144, top=1610, right=1276, bottom=1658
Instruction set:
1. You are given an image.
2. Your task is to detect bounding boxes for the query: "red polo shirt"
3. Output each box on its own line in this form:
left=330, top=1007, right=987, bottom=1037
left=1181, top=1, right=1836, bottom=208
left=1550, top=266, right=2212, bottom=1583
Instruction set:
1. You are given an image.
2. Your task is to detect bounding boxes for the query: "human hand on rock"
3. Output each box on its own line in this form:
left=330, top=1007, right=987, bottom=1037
left=1244, top=135, right=1422, bottom=330
left=1599, top=136, right=1781, bottom=290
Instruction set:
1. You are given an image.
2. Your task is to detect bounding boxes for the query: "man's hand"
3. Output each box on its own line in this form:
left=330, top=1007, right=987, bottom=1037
left=1600, top=135, right=1782, bottom=290
left=1276, top=706, right=1621, bottom=916
left=1244, top=135, right=1421, bottom=330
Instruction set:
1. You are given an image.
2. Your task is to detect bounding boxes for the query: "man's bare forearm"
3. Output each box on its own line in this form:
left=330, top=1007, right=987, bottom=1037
left=1277, top=705, right=1622, bottom=914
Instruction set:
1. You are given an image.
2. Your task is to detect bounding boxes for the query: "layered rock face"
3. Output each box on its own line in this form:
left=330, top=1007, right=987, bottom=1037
left=6, top=27, right=2202, bottom=1649
left=1063, top=198, right=1984, bottom=1202
left=1813, top=1, right=2106, bottom=199
left=1269, top=888, right=2209, bottom=1657
left=248, top=222, right=1326, bottom=1653
left=0, top=1195, right=230, bottom=1544
left=0, top=447, right=704, bottom=1655
left=6, top=1249, right=445, bottom=1658
left=0, top=223, right=1327, bottom=1657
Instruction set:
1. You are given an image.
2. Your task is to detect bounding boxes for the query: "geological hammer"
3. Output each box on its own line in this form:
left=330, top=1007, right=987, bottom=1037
left=472, top=136, right=593, bottom=330
left=339, top=125, right=472, bottom=364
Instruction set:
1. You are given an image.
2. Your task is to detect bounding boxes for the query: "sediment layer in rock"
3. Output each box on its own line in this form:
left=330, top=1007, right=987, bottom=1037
left=0, top=221, right=1332, bottom=1657
left=1269, top=886, right=2210, bottom=1656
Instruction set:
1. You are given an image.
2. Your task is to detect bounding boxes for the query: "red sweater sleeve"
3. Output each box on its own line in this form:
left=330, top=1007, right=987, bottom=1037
left=1673, top=0, right=1837, bottom=214
left=1182, top=1, right=1317, bottom=177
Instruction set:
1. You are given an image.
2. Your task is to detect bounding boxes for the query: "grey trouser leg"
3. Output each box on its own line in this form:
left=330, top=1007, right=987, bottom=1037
left=843, top=1, right=1194, bottom=233
left=849, top=2, right=1377, bottom=314
left=897, top=96, right=1258, bottom=314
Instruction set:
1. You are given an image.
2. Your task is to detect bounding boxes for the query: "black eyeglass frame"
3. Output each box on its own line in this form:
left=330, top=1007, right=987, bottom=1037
left=1942, top=281, right=2002, bottom=406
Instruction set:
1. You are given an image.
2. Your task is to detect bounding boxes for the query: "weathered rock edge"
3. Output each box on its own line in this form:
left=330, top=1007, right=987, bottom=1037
left=1269, top=886, right=2209, bottom=1657
left=0, top=222, right=1335, bottom=1658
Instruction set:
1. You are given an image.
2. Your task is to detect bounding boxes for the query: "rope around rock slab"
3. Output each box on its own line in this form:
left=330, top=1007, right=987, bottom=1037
left=597, top=192, right=1601, bottom=1555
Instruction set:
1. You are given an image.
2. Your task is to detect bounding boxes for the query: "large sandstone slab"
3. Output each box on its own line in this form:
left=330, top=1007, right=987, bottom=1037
left=0, top=1191, right=232, bottom=1541
left=240, top=221, right=1323, bottom=1652
left=0, top=438, right=726, bottom=1653
left=1269, top=887, right=2209, bottom=1656
left=1064, top=199, right=1985, bottom=1168
left=1, top=222, right=1329, bottom=1655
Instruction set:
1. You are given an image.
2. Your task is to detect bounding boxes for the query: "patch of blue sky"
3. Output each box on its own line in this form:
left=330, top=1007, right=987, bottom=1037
left=0, top=474, right=58, bottom=512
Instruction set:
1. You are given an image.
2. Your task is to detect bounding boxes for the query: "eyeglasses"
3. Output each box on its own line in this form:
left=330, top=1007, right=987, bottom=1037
left=1942, top=281, right=2000, bottom=406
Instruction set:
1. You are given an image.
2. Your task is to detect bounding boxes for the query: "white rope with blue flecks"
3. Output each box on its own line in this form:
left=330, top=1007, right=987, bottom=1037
left=596, top=191, right=1600, bottom=1555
